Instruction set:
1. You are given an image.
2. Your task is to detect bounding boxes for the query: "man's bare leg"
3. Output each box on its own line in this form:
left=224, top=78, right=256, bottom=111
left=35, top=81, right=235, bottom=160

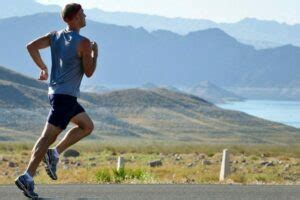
left=26, top=123, right=62, bottom=176
left=55, top=112, right=94, bottom=154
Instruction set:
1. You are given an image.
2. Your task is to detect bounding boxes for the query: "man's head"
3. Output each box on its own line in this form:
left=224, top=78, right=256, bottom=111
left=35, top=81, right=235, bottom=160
left=62, top=3, right=86, bottom=28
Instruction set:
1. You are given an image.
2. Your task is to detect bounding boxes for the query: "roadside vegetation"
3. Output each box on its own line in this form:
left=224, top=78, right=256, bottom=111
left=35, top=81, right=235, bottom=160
left=0, top=140, right=299, bottom=185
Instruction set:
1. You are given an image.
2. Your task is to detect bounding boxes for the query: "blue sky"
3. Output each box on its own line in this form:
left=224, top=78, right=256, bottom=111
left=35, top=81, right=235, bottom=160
left=37, top=0, right=300, bottom=24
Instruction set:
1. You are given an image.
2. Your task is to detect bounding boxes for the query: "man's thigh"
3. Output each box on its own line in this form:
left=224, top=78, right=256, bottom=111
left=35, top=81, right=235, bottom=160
left=70, top=112, right=93, bottom=128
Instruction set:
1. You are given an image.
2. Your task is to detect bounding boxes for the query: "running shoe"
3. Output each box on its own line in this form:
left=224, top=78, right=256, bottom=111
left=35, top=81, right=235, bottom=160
left=15, top=175, right=38, bottom=199
left=43, top=149, right=59, bottom=180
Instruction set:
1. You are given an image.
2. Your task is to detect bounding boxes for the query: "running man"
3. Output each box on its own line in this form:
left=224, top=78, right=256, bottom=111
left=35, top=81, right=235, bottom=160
left=15, top=3, right=98, bottom=199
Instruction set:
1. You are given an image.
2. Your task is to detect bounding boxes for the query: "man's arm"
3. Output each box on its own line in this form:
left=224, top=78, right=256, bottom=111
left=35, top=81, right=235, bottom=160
left=79, top=38, right=98, bottom=78
left=26, top=32, right=53, bottom=80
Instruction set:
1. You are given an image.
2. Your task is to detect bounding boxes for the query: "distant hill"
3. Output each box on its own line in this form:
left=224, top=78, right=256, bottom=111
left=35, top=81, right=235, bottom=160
left=81, top=85, right=111, bottom=94
left=0, top=0, right=60, bottom=19
left=0, top=79, right=46, bottom=108
left=0, top=65, right=47, bottom=90
left=139, top=82, right=244, bottom=103
left=226, top=87, right=300, bottom=101
left=0, top=66, right=299, bottom=144
left=141, top=82, right=159, bottom=89
left=219, top=18, right=300, bottom=48
left=85, top=9, right=216, bottom=36
left=0, top=65, right=48, bottom=108
left=185, top=81, right=244, bottom=103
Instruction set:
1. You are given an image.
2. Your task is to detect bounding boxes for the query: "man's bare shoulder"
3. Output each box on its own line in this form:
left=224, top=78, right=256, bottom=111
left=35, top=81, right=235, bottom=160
left=46, top=31, right=57, bottom=37
left=80, top=37, right=91, bottom=50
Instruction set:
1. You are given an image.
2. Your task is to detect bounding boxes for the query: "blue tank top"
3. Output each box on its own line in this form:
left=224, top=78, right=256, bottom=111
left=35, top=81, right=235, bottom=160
left=48, top=28, right=85, bottom=97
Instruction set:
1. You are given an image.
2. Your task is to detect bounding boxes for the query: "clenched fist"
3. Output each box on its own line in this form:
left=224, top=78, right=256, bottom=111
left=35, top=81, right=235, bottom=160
left=91, top=41, right=98, bottom=57
left=38, top=68, right=48, bottom=81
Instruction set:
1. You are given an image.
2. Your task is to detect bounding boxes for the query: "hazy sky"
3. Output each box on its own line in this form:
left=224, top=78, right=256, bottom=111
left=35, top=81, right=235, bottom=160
left=37, top=0, right=300, bottom=24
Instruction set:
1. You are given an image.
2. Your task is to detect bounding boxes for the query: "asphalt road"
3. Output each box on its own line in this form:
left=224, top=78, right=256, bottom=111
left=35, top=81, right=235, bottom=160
left=0, top=184, right=299, bottom=200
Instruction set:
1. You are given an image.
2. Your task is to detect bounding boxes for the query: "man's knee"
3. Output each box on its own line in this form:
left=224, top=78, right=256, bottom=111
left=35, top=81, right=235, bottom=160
left=82, top=120, right=94, bottom=135
left=40, top=133, right=58, bottom=144
left=40, top=124, right=61, bottom=144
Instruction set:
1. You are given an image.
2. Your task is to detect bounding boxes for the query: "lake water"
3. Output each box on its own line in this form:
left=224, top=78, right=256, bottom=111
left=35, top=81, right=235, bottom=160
left=217, top=100, right=300, bottom=128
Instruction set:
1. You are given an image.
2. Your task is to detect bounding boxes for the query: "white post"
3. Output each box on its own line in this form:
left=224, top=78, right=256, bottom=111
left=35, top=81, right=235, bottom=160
left=219, top=149, right=230, bottom=181
left=117, top=156, right=125, bottom=171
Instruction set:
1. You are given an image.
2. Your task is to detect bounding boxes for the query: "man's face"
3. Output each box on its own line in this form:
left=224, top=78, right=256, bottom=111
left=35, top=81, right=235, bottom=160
left=76, top=9, right=86, bottom=28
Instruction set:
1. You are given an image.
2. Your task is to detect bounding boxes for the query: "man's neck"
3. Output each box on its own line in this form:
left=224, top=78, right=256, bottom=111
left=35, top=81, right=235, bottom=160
left=67, top=25, right=80, bottom=33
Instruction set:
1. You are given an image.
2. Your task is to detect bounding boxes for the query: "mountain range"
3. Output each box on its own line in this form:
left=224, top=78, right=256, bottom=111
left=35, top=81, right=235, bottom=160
left=0, top=65, right=299, bottom=144
left=0, top=13, right=300, bottom=91
left=85, top=9, right=300, bottom=48
left=1, top=0, right=300, bottom=48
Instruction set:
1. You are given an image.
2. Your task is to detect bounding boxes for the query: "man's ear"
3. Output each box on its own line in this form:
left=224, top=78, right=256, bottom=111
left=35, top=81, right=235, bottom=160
left=75, top=13, right=81, bottom=20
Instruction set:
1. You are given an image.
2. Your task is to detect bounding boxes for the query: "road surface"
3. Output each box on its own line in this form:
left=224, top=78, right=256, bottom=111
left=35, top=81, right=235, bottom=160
left=0, top=184, right=299, bottom=200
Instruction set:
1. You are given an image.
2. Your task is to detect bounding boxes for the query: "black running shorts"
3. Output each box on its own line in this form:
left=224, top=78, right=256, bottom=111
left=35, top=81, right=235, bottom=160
left=47, top=94, right=85, bottom=130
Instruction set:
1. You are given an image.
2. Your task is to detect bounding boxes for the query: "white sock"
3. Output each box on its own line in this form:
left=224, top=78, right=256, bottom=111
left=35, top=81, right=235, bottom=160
left=23, top=171, right=33, bottom=181
left=53, top=148, right=60, bottom=158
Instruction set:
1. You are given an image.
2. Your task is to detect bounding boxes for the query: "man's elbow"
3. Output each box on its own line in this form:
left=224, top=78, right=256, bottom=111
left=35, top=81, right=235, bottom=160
left=26, top=43, right=35, bottom=52
left=85, top=71, right=94, bottom=78
left=84, top=65, right=96, bottom=78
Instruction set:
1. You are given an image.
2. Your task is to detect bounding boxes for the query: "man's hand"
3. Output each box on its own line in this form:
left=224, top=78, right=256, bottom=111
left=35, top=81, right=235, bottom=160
left=38, top=68, right=48, bottom=81
left=91, top=41, right=98, bottom=57
left=27, top=32, right=52, bottom=79
left=80, top=39, right=98, bottom=78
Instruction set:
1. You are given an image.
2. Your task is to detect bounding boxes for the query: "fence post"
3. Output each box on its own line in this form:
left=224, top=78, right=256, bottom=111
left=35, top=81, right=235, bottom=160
left=117, top=156, right=125, bottom=172
left=219, top=149, right=230, bottom=181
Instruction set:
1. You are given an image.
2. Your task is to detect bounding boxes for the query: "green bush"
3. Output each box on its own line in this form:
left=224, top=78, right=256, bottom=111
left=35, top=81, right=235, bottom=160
left=95, top=167, right=152, bottom=183
left=255, top=175, right=267, bottom=182
left=207, top=152, right=214, bottom=157
left=95, top=168, right=111, bottom=182
left=112, top=168, right=127, bottom=183
left=250, top=156, right=259, bottom=161
left=126, top=168, right=148, bottom=180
